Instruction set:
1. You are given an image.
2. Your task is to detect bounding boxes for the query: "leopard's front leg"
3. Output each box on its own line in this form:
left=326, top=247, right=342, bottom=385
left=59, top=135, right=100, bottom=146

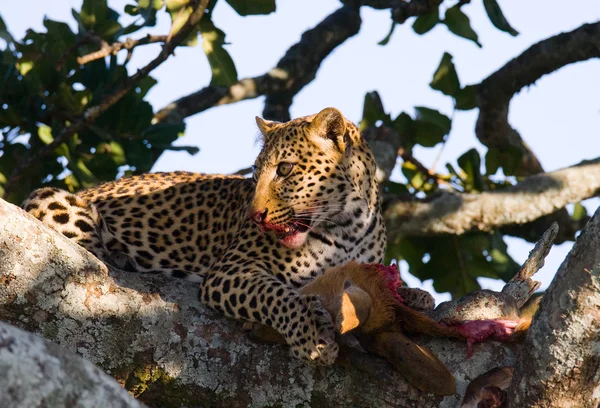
left=199, top=262, right=338, bottom=365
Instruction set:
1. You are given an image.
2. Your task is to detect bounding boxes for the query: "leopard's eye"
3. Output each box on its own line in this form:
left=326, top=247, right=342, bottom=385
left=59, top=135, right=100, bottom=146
left=276, top=162, right=294, bottom=177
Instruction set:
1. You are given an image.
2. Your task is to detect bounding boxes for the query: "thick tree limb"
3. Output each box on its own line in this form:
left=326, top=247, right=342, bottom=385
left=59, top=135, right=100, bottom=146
left=383, top=158, right=600, bottom=240
left=152, top=6, right=361, bottom=124
left=476, top=21, right=600, bottom=176
left=0, top=322, right=144, bottom=408
left=0, top=198, right=519, bottom=407
left=3, top=0, right=210, bottom=200
left=363, top=122, right=597, bottom=242
left=508, top=207, right=600, bottom=407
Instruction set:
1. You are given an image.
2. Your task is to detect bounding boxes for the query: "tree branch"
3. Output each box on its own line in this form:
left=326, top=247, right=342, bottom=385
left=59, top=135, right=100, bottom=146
left=383, top=158, right=600, bottom=239
left=0, top=322, right=144, bottom=408
left=152, top=6, right=361, bottom=124
left=508, top=207, right=600, bottom=406
left=476, top=21, right=600, bottom=176
left=0, top=197, right=518, bottom=407
left=77, top=34, right=169, bottom=65
left=3, top=0, right=210, bottom=200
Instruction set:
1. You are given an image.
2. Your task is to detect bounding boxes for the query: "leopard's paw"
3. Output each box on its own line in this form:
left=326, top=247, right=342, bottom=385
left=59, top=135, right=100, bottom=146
left=288, top=294, right=338, bottom=366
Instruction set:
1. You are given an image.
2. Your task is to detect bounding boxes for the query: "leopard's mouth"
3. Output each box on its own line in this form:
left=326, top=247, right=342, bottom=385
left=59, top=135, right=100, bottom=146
left=258, top=218, right=311, bottom=249
left=275, top=220, right=311, bottom=240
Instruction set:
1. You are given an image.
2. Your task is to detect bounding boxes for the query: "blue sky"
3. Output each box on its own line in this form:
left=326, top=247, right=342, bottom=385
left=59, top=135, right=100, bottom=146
left=2, top=0, right=599, bottom=302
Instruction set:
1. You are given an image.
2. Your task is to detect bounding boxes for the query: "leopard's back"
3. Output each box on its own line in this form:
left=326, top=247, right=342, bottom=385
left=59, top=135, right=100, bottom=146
left=22, top=171, right=254, bottom=278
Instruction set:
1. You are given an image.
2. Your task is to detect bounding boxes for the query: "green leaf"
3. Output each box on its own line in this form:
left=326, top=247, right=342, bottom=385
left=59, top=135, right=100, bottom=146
left=80, top=0, right=106, bottom=28
left=142, top=122, right=186, bottom=144
left=166, top=0, right=193, bottom=40
left=125, top=4, right=139, bottom=15
left=412, top=10, right=439, bottom=35
left=487, top=233, right=521, bottom=281
left=392, top=112, right=415, bottom=151
left=483, top=0, right=519, bottom=36
left=485, top=146, right=523, bottom=176
left=572, top=203, right=588, bottom=222
left=123, top=0, right=163, bottom=32
left=135, top=76, right=158, bottom=100
left=108, top=141, right=127, bottom=165
left=125, top=142, right=155, bottom=173
left=392, top=112, right=413, bottom=135
left=391, top=233, right=520, bottom=298
left=200, top=17, right=238, bottom=87
left=412, top=107, right=451, bottom=147
left=378, top=22, right=396, bottom=46
left=457, top=148, right=485, bottom=192
left=455, top=85, right=477, bottom=110
left=430, top=52, right=460, bottom=97
left=444, top=5, right=481, bottom=47
left=71, top=159, right=98, bottom=188
left=384, top=181, right=408, bottom=195
left=38, top=125, right=53, bottom=145
left=225, top=0, right=276, bottom=16
left=360, top=91, right=388, bottom=130
left=79, top=0, right=123, bottom=39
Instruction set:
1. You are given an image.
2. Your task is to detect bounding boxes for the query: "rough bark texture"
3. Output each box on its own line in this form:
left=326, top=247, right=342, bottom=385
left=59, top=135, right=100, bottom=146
left=383, top=158, right=600, bottom=239
left=0, top=198, right=519, bottom=407
left=360, top=122, right=593, bottom=244
left=508, top=207, right=600, bottom=407
left=0, top=322, right=144, bottom=408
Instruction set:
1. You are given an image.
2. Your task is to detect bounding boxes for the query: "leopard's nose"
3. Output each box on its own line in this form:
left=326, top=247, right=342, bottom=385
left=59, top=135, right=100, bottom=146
left=250, top=208, right=268, bottom=224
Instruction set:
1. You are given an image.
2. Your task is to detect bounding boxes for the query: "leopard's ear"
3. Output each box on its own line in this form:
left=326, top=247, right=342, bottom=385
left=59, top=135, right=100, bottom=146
left=255, top=116, right=279, bottom=138
left=308, top=107, right=349, bottom=154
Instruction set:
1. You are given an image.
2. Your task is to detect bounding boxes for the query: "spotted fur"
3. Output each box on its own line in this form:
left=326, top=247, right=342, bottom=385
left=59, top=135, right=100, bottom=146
left=21, top=108, right=387, bottom=365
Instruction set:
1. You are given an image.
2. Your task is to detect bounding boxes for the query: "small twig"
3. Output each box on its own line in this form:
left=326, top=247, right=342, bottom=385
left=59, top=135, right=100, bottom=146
left=56, top=32, right=106, bottom=71
left=77, top=34, right=168, bottom=65
left=233, top=166, right=253, bottom=176
left=514, top=222, right=559, bottom=280
left=502, top=222, right=558, bottom=307
left=397, top=146, right=453, bottom=189
left=4, top=0, right=210, bottom=198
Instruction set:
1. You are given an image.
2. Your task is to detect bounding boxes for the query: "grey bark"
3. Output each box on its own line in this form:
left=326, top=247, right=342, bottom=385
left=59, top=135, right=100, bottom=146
left=383, top=158, right=600, bottom=240
left=0, top=321, right=144, bottom=408
left=508, top=206, right=600, bottom=407
left=0, top=198, right=518, bottom=407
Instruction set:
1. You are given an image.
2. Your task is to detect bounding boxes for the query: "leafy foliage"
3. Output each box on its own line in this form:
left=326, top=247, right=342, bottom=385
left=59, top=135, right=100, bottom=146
left=0, top=0, right=197, bottom=202
left=386, top=233, right=520, bottom=298
left=364, top=47, right=530, bottom=296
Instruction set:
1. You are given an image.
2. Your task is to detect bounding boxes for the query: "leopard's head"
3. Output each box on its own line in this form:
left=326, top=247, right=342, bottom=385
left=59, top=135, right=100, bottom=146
left=249, top=107, right=377, bottom=249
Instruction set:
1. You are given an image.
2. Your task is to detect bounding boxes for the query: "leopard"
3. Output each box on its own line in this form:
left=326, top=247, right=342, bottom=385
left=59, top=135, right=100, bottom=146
left=21, top=107, right=387, bottom=365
